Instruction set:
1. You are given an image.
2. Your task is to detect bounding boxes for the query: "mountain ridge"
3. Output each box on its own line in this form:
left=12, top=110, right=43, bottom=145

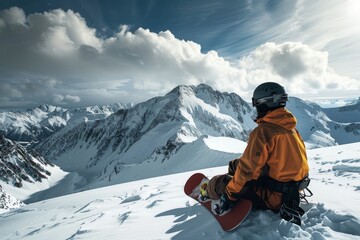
left=32, top=84, right=360, bottom=188
left=35, top=84, right=254, bottom=172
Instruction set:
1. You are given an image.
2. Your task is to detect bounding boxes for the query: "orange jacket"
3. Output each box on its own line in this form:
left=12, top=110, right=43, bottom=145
left=225, top=107, right=309, bottom=210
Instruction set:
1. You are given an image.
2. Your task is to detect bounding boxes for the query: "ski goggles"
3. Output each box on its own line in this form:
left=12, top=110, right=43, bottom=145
left=252, top=93, right=289, bottom=107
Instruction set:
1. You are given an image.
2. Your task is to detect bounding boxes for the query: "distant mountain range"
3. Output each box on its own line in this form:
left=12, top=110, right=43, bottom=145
left=0, top=84, right=359, bottom=194
left=322, top=98, right=360, bottom=123
left=0, top=103, right=132, bottom=143
left=286, top=97, right=360, bottom=147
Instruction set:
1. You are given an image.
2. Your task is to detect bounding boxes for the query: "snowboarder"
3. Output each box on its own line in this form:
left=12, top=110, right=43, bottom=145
left=202, top=82, right=311, bottom=225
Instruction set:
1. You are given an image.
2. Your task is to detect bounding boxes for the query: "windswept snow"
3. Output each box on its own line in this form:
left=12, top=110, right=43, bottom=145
left=0, top=143, right=360, bottom=240
left=203, top=136, right=247, bottom=154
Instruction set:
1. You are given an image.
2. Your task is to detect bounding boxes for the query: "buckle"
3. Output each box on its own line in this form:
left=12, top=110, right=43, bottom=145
left=298, top=177, right=310, bottom=190
left=280, top=203, right=302, bottom=226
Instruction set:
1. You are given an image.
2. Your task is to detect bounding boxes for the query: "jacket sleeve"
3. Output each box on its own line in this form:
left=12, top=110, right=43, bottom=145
left=225, top=126, right=271, bottom=201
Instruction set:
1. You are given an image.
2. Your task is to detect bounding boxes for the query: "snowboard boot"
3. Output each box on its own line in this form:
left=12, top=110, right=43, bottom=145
left=198, top=181, right=211, bottom=202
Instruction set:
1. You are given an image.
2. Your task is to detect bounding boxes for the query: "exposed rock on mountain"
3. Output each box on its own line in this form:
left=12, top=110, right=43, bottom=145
left=0, top=185, right=23, bottom=212
left=0, top=135, right=52, bottom=188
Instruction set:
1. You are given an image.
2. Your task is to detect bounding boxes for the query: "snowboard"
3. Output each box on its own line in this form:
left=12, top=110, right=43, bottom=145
left=184, top=172, right=252, bottom=231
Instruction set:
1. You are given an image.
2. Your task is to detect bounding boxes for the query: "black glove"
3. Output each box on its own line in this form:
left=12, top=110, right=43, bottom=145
left=212, top=194, right=235, bottom=216
left=228, top=158, right=239, bottom=176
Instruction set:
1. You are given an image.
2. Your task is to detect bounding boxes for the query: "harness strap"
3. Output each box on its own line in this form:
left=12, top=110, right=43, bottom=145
left=263, top=176, right=310, bottom=193
left=260, top=176, right=311, bottom=226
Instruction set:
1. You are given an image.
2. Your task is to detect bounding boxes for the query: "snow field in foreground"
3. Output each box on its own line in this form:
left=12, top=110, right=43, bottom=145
left=0, top=143, right=360, bottom=239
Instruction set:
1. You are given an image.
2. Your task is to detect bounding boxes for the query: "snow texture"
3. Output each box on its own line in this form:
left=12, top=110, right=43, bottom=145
left=0, top=142, right=359, bottom=240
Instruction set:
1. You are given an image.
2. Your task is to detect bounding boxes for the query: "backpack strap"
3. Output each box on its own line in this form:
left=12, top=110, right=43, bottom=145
left=263, top=176, right=310, bottom=193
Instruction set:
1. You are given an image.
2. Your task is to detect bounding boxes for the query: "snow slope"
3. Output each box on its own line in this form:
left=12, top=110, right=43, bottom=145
left=0, top=134, right=75, bottom=204
left=0, top=141, right=359, bottom=240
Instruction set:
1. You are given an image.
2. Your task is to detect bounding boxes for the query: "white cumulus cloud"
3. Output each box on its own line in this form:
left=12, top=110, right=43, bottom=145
left=0, top=7, right=358, bottom=109
left=52, top=94, right=81, bottom=105
left=238, top=42, right=358, bottom=97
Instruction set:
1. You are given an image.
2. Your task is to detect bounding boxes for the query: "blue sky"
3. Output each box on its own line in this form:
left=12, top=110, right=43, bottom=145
left=0, top=0, right=293, bottom=55
left=0, top=0, right=359, bottom=109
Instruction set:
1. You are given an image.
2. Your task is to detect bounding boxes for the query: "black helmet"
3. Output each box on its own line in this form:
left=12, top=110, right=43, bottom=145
left=252, top=82, right=288, bottom=108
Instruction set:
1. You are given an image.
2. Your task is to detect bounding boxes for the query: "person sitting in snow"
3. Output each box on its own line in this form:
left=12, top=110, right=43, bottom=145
left=201, top=82, right=311, bottom=225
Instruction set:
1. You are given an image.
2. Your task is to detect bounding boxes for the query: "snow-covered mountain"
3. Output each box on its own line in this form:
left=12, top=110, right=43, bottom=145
left=287, top=97, right=360, bottom=148
left=0, top=103, right=131, bottom=143
left=34, top=84, right=255, bottom=187
left=1, top=140, right=359, bottom=240
left=32, top=84, right=359, bottom=189
left=307, top=97, right=360, bottom=108
left=0, top=134, right=57, bottom=211
left=0, top=135, right=53, bottom=188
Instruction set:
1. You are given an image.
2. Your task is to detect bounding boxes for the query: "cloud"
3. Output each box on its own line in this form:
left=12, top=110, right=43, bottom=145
left=0, top=7, right=244, bottom=107
left=0, top=82, right=23, bottom=100
left=0, top=7, right=358, bottom=109
left=52, top=94, right=80, bottom=105
left=0, top=6, right=26, bottom=25
left=238, top=42, right=359, bottom=96
left=261, top=0, right=360, bottom=80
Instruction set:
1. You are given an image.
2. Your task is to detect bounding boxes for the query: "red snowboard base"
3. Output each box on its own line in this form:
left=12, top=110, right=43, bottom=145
left=184, top=172, right=252, bottom=231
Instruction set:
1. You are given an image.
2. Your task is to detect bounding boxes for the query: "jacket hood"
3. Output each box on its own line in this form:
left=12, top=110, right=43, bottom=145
left=256, top=107, right=296, bottom=130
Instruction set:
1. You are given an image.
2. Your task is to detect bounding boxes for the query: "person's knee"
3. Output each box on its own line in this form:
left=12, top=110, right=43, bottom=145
left=208, top=175, right=228, bottom=199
